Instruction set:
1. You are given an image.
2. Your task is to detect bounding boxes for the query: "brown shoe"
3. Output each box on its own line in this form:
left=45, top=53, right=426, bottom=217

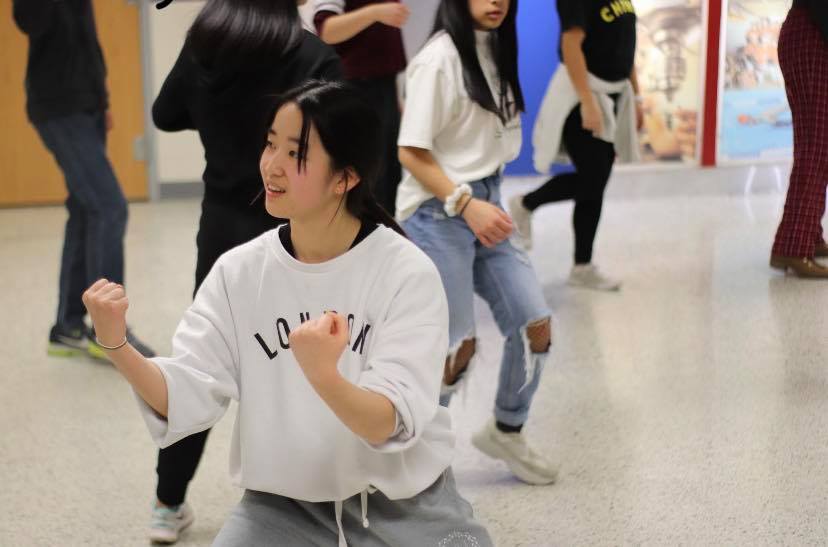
left=770, top=254, right=828, bottom=278
left=815, top=241, right=828, bottom=258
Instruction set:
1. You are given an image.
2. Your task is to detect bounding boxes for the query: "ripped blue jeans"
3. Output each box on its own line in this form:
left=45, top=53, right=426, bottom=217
left=402, top=174, right=551, bottom=426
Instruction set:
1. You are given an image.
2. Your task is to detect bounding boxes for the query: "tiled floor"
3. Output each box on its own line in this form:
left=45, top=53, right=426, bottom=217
left=2, top=164, right=827, bottom=546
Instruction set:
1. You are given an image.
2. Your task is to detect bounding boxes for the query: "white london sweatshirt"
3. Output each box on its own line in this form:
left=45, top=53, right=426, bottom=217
left=137, top=225, right=455, bottom=503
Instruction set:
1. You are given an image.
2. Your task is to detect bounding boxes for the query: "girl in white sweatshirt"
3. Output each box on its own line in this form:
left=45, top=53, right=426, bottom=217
left=83, top=80, right=492, bottom=547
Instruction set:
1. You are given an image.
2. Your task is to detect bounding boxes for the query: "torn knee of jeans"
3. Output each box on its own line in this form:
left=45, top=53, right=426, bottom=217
left=525, top=317, right=551, bottom=353
left=444, top=337, right=476, bottom=385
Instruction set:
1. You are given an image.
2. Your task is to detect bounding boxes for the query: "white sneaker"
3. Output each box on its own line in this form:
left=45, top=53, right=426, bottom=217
left=471, top=420, right=558, bottom=485
left=507, top=194, right=533, bottom=250
left=567, top=264, right=621, bottom=291
left=149, top=502, right=194, bottom=544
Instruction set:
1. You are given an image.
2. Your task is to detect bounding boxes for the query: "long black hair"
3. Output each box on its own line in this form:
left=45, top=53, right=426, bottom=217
left=264, top=80, right=406, bottom=237
left=187, top=0, right=303, bottom=72
left=432, top=0, right=525, bottom=123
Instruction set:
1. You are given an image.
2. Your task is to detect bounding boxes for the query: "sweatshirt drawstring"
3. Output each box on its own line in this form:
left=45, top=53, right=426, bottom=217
left=334, top=488, right=375, bottom=546
left=360, top=490, right=370, bottom=528
left=334, top=500, right=346, bottom=547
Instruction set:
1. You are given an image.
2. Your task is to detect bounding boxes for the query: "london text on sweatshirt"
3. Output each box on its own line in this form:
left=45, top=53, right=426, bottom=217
left=137, top=225, right=455, bottom=503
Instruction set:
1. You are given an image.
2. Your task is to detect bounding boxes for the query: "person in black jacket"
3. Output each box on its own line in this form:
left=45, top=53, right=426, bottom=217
left=770, top=0, right=828, bottom=277
left=12, top=0, right=155, bottom=359
left=147, top=0, right=342, bottom=543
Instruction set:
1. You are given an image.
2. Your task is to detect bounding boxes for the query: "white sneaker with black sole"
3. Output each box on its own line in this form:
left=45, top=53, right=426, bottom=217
left=567, top=264, right=621, bottom=291
left=149, top=502, right=194, bottom=544
left=471, top=420, right=558, bottom=485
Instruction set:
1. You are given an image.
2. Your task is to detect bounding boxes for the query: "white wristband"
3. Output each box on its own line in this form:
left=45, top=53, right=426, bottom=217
left=444, top=184, right=472, bottom=217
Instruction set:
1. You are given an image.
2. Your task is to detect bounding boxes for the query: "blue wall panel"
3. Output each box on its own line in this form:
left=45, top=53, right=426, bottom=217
left=504, top=0, right=561, bottom=176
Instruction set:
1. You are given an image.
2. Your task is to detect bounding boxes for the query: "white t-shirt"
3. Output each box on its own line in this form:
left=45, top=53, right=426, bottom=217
left=137, top=225, right=454, bottom=503
left=396, top=30, right=522, bottom=221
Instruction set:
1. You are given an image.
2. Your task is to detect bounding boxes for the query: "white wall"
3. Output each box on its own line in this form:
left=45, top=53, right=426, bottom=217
left=147, top=1, right=206, bottom=184
left=400, top=0, right=440, bottom=58
left=146, top=0, right=440, bottom=186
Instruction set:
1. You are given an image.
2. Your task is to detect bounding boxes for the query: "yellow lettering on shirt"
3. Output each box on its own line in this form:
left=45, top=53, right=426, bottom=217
left=602, top=0, right=635, bottom=22
left=601, top=7, right=615, bottom=22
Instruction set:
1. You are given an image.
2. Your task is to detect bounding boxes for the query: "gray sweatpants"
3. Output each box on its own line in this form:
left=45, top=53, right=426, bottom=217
left=212, top=469, right=493, bottom=547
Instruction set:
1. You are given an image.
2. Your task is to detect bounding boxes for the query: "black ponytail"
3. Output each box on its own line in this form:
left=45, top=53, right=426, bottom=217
left=264, top=80, right=407, bottom=237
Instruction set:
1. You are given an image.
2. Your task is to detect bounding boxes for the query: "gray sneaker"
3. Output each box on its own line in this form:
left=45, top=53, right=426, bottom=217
left=507, top=194, right=533, bottom=250
left=471, top=420, right=558, bottom=485
left=567, top=264, right=621, bottom=291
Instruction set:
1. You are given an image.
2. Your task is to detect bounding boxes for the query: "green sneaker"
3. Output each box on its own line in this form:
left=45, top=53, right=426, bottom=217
left=87, top=336, right=108, bottom=361
left=47, top=325, right=89, bottom=357
left=88, top=327, right=156, bottom=360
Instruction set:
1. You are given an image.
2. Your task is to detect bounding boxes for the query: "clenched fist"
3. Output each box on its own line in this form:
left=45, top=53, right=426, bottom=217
left=82, top=279, right=128, bottom=348
left=289, top=312, right=349, bottom=384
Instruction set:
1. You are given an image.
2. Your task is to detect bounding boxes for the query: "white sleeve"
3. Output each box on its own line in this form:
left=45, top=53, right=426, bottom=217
left=357, top=260, right=449, bottom=453
left=136, top=261, right=240, bottom=448
left=398, top=63, right=456, bottom=150
left=313, top=0, right=345, bottom=14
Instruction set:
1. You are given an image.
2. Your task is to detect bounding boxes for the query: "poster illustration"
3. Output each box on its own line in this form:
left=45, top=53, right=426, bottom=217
left=719, top=0, right=793, bottom=161
left=635, top=0, right=704, bottom=164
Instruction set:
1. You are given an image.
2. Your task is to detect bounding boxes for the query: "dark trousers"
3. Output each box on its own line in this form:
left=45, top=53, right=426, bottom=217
left=350, top=76, right=402, bottom=216
left=522, top=105, right=616, bottom=264
left=156, top=195, right=284, bottom=506
left=772, top=7, right=828, bottom=258
left=33, top=110, right=128, bottom=329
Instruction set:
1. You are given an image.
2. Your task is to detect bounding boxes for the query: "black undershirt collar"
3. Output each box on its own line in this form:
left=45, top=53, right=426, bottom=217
left=279, top=222, right=378, bottom=259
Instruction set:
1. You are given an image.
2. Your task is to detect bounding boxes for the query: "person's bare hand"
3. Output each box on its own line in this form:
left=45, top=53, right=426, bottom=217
left=289, top=312, right=349, bottom=384
left=461, top=198, right=513, bottom=248
left=372, top=3, right=410, bottom=28
left=82, top=279, right=128, bottom=347
left=581, top=97, right=603, bottom=136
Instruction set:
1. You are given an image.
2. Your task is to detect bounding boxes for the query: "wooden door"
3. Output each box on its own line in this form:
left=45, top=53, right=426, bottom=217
left=0, top=0, right=148, bottom=207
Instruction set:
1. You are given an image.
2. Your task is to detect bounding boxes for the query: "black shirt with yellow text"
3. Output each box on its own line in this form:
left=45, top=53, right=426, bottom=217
left=557, top=0, right=637, bottom=82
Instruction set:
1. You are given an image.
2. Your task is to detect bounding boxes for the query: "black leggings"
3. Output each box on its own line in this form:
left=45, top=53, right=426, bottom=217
left=522, top=104, right=616, bottom=264
left=156, top=195, right=284, bottom=506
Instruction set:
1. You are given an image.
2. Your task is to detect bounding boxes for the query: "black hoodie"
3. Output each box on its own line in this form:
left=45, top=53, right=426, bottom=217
left=13, top=0, right=108, bottom=123
left=152, top=30, right=342, bottom=206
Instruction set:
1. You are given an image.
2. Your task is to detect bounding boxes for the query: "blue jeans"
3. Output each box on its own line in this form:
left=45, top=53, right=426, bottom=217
left=402, top=174, right=551, bottom=426
left=34, top=111, right=128, bottom=329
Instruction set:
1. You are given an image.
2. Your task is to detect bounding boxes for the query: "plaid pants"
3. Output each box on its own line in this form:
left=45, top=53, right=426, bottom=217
left=772, top=7, right=828, bottom=258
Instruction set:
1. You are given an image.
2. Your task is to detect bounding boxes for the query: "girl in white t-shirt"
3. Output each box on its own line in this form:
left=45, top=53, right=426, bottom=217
left=83, top=80, right=492, bottom=547
left=397, top=0, right=558, bottom=485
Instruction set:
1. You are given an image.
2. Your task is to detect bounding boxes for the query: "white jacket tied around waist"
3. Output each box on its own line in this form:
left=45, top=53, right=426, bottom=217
left=532, top=67, right=640, bottom=174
